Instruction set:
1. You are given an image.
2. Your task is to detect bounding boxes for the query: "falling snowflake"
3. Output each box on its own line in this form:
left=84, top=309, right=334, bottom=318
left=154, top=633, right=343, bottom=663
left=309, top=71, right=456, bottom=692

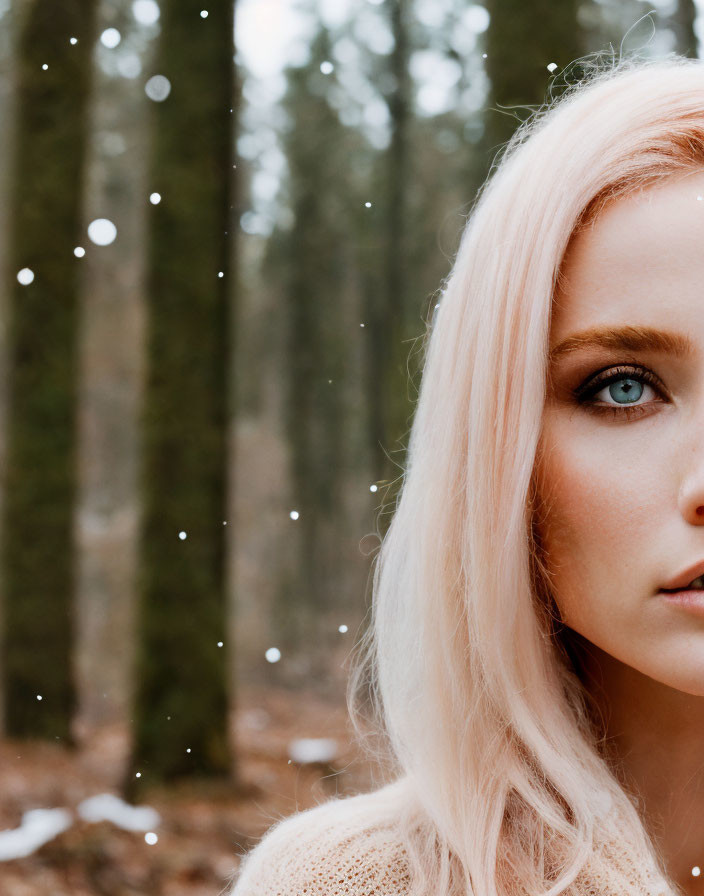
left=87, top=219, right=117, bottom=246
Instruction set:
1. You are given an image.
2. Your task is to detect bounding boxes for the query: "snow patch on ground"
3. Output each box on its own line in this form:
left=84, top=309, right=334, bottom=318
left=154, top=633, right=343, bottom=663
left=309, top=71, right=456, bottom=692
left=287, top=737, right=338, bottom=764
left=77, top=793, right=161, bottom=831
left=0, top=808, right=73, bottom=860
left=0, top=794, right=161, bottom=861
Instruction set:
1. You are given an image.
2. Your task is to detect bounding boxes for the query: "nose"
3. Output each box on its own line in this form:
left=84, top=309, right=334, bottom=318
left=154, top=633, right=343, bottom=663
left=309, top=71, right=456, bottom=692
left=679, top=490, right=704, bottom=526
left=679, top=468, right=704, bottom=526
left=677, top=402, right=704, bottom=524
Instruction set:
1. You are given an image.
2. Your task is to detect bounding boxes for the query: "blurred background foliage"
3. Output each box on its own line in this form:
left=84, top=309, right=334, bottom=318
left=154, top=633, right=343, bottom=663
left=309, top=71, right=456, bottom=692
left=0, top=0, right=698, bottom=798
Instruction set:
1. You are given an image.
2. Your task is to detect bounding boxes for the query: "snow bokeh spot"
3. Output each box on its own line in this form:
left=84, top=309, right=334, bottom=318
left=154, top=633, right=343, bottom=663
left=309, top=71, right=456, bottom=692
left=145, top=75, right=171, bottom=102
left=100, top=28, right=121, bottom=48
left=88, top=218, right=117, bottom=246
left=132, top=0, right=160, bottom=25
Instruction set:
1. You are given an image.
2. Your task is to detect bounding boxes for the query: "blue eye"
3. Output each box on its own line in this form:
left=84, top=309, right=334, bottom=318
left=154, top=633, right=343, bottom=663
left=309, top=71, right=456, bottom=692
left=574, top=365, right=666, bottom=419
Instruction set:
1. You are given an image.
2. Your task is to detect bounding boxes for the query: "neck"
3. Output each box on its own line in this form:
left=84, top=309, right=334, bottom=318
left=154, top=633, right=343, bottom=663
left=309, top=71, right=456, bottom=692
left=564, top=629, right=704, bottom=896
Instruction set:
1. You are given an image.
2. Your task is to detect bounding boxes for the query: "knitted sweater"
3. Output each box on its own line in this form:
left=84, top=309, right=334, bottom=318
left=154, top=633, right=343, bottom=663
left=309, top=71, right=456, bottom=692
left=231, top=778, right=412, bottom=895
left=229, top=777, right=680, bottom=896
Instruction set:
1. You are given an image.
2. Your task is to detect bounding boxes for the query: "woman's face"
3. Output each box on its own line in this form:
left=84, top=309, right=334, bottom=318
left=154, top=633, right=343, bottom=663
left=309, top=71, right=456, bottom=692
left=535, top=170, right=704, bottom=697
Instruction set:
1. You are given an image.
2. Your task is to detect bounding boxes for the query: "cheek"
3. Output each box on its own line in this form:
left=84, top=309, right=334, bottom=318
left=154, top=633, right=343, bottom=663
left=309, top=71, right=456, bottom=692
left=533, top=411, right=704, bottom=696
left=534, top=413, right=664, bottom=635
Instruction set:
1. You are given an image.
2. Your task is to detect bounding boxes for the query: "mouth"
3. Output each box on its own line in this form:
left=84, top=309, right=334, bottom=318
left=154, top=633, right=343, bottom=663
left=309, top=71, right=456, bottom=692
left=660, top=562, right=704, bottom=593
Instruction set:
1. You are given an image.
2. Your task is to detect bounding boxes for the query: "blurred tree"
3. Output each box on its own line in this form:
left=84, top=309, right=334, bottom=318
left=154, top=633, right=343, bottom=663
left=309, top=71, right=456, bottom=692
left=226, top=102, right=292, bottom=688
left=72, top=0, right=156, bottom=784
left=0, top=0, right=20, bottom=736
left=261, top=25, right=377, bottom=680
left=365, top=0, right=412, bottom=511
left=575, top=0, right=697, bottom=62
left=131, top=0, right=234, bottom=781
left=363, top=0, right=492, bottom=530
left=2, top=0, right=98, bottom=739
left=224, top=1, right=244, bottom=782
left=482, top=0, right=583, bottom=162
left=664, top=0, right=697, bottom=56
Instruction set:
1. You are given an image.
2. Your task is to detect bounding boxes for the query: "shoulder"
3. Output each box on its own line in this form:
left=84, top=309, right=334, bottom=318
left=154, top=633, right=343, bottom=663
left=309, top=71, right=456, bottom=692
left=230, top=778, right=412, bottom=896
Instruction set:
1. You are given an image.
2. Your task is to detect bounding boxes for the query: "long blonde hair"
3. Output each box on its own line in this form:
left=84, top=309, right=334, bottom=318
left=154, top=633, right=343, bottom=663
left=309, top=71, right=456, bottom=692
left=348, top=50, right=704, bottom=896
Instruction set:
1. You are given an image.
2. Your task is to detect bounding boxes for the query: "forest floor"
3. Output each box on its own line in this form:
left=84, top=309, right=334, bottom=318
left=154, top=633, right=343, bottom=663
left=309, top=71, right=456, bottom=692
left=0, top=684, right=384, bottom=895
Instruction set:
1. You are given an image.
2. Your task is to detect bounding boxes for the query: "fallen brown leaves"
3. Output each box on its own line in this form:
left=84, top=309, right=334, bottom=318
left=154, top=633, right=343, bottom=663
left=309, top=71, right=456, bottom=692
left=0, top=684, right=383, bottom=896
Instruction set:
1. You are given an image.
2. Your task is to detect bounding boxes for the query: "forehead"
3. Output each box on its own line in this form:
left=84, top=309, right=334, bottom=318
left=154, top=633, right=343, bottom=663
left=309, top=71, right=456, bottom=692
left=552, top=170, right=704, bottom=336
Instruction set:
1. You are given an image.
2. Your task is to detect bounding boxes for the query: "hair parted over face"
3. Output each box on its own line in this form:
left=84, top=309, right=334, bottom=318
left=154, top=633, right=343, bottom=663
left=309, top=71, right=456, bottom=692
left=534, top=169, right=704, bottom=697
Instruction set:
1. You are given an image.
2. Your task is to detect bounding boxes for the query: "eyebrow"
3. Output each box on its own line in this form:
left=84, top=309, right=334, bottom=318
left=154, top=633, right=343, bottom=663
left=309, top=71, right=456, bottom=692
left=548, top=325, right=695, bottom=365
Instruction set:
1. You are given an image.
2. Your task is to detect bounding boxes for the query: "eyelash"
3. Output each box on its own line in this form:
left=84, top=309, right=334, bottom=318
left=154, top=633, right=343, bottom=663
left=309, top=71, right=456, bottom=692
left=573, top=364, right=667, bottom=420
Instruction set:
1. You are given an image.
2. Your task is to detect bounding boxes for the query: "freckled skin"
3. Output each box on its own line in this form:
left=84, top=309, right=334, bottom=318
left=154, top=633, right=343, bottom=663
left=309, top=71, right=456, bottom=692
left=534, top=171, right=704, bottom=894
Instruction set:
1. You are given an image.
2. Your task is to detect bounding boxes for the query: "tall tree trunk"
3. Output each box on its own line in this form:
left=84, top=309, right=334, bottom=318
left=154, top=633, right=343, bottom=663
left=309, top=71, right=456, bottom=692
left=71, top=0, right=155, bottom=784
left=366, top=0, right=411, bottom=520
left=2, top=0, right=97, bottom=739
left=0, top=0, right=20, bottom=737
left=224, top=0, right=242, bottom=787
left=260, top=25, right=367, bottom=685
left=132, top=0, right=233, bottom=782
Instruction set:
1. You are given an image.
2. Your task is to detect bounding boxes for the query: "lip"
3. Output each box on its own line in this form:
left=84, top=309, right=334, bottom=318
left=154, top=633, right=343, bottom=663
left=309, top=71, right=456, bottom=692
left=659, top=590, right=704, bottom=618
left=659, top=559, right=704, bottom=592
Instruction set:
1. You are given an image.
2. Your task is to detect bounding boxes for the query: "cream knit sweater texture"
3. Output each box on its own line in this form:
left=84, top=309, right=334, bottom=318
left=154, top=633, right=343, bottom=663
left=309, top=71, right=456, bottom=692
left=230, top=777, right=680, bottom=896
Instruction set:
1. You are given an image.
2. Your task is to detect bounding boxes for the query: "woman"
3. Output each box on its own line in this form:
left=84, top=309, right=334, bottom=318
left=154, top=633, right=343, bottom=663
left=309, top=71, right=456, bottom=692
left=231, top=52, right=704, bottom=896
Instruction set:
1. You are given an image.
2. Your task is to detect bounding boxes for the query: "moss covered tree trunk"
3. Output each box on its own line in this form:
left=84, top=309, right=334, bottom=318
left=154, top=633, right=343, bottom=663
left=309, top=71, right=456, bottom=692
left=2, top=0, right=97, bottom=739
left=132, top=0, right=233, bottom=781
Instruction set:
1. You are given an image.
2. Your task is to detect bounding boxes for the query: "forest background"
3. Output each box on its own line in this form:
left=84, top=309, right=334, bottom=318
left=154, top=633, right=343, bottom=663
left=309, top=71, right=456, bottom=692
left=0, top=0, right=699, bottom=893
